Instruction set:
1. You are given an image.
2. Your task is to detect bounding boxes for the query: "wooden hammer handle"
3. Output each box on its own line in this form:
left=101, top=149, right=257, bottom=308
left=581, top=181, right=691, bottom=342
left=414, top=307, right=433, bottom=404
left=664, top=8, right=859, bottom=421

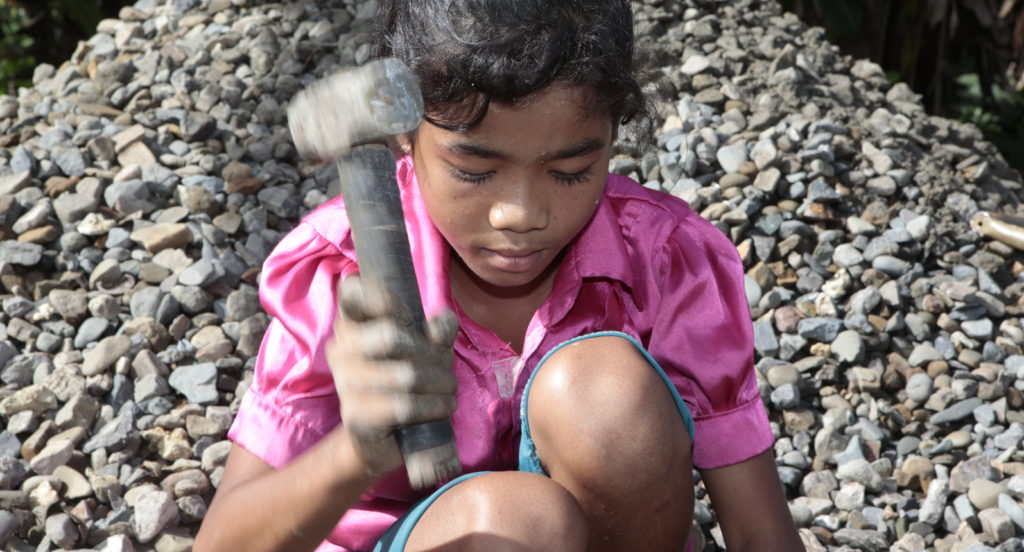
left=337, top=145, right=462, bottom=489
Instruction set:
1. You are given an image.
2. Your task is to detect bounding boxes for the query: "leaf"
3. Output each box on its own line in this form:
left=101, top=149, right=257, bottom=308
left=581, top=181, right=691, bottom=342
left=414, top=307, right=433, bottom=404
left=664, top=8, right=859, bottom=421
left=815, top=0, right=865, bottom=36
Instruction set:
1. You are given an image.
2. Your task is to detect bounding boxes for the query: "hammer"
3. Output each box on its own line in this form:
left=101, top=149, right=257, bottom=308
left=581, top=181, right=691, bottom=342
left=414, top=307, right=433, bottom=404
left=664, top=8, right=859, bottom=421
left=287, top=58, right=461, bottom=489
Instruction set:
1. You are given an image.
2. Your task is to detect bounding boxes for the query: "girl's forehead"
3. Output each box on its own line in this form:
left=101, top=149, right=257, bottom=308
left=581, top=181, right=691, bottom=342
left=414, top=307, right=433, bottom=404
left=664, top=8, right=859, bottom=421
left=425, top=83, right=614, bottom=135
left=433, top=89, right=610, bottom=141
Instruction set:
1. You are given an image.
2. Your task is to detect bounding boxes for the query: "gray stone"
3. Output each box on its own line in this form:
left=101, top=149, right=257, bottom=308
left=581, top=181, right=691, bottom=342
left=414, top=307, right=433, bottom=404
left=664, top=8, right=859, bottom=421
left=931, top=398, right=985, bottom=425
left=834, top=436, right=865, bottom=466
left=130, top=287, right=164, bottom=319
left=961, top=318, right=994, bottom=340
left=0, top=240, right=43, bottom=265
left=168, top=363, right=219, bottom=405
left=134, top=374, right=170, bottom=404
left=753, top=321, right=778, bottom=357
left=770, top=383, right=800, bottom=409
left=0, top=171, right=31, bottom=196
left=831, top=330, right=864, bottom=364
left=0, top=510, right=18, bottom=545
left=833, top=528, right=887, bottom=552
left=29, top=438, right=74, bottom=475
left=103, top=179, right=150, bottom=210
left=51, top=145, right=87, bottom=177
left=716, top=143, right=747, bottom=173
left=74, top=317, right=111, bottom=348
left=832, top=243, right=863, bottom=268
left=807, top=179, right=841, bottom=203
left=44, top=512, right=78, bottom=549
left=979, top=507, right=1015, bottom=544
left=258, top=187, right=300, bottom=219
left=0, top=430, right=20, bottom=459
left=49, top=289, right=88, bottom=325
left=178, top=259, right=219, bottom=287
left=834, top=482, right=866, bottom=510
left=998, top=494, right=1024, bottom=532
left=225, top=286, right=261, bottom=321
left=182, top=111, right=216, bottom=142
left=908, top=343, right=942, bottom=367
left=905, top=373, right=934, bottom=403
left=994, top=424, right=1024, bottom=450
left=751, top=140, right=779, bottom=170
left=130, top=486, right=178, bottom=543
left=797, top=317, right=843, bottom=342
left=83, top=335, right=132, bottom=377
left=872, top=255, right=911, bottom=276
left=171, top=285, right=212, bottom=314
left=919, top=478, right=950, bottom=525
left=0, top=340, right=14, bottom=370
left=82, top=413, right=133, bottom=453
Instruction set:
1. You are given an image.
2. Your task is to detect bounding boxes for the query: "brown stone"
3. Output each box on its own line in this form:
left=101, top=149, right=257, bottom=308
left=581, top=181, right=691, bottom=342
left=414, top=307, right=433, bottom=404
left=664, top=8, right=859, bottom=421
left=117, top=141, right=157, bottom=170
left=773, top=306, right=804, bottom=333
left=123, top=317, right=171, bottom=350
left=17, top=225, right=60, bottom=244
left=44, top=176, right=79, bottom=197
left=130, top=223, right=191, bottom=253
left=113, top=124, right=147, bottom=152
left=894, top=455, right=934, bottom=491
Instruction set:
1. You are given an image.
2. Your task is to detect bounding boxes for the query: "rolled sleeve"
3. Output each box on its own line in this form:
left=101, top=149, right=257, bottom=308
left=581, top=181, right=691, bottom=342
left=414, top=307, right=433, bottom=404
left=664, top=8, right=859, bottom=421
left=648, top=214, right=774, bottom=470
left=228, top=210, right=358, bottom=468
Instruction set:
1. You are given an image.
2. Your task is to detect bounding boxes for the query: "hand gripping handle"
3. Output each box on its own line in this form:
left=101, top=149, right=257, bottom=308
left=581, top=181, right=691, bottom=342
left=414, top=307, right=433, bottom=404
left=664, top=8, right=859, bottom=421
left=337, top=145, right=462, bottom=489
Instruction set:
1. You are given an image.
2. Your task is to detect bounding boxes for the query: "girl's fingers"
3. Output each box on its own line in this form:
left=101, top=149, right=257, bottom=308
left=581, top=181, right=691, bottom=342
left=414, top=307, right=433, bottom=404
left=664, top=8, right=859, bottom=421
left=333, top=358, right=457, bottom=395
left=337, top=276, right=413, bottom=325
left=338, top=276, right=395, bottom=322
left=426, top=309, right=459, bottom=348
left=345, top=392, right=456, bottom=427
left=358, top=319, right=425, bottom=360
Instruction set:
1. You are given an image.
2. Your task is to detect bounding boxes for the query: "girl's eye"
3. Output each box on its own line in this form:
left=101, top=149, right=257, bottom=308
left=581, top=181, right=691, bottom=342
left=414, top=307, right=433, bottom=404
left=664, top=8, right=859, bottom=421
left=449, top=166, right=494, bottom=184
left=552, top=166, right=593, bottom=186
left=449, top=165, right=594, bottom=185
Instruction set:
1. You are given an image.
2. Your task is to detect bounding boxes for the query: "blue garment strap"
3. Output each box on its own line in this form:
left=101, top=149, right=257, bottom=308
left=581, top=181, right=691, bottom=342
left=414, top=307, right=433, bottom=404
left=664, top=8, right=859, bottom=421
left=519, top=330, right=696, bottom=475
left=372, top=471, right=490, bottom=551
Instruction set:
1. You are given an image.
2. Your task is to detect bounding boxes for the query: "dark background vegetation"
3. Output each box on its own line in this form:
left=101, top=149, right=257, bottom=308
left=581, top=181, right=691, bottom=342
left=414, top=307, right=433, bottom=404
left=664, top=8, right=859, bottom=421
left=1, top=0, right=1023, bottom=172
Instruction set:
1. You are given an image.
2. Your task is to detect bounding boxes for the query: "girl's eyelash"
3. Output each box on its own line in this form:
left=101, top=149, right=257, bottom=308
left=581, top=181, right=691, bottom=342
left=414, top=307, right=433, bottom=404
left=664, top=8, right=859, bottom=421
left=449, top=167, right=493, bottom=184
left=553, top=166, right=593, bottom=186
left=449, top=166, right=594, bottom=186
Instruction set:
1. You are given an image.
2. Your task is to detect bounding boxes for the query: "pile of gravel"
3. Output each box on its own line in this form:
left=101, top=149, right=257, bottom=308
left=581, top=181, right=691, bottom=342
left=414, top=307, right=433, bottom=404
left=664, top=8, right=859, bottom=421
left=0, top=0, right=1022, bottom=550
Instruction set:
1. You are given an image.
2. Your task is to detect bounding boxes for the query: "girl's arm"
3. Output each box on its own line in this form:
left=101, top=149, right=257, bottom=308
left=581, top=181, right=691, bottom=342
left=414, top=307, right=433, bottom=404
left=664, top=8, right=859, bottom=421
left=194, top=426, right=376, bottom=552
left=699, top=449, right=803, bottom=552
left=195, top=276, right=459, bottom=552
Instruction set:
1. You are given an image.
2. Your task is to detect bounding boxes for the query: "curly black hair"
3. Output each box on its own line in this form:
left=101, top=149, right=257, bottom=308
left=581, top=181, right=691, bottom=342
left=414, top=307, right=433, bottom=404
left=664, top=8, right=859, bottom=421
left=373, top=0, right=647, bottom=132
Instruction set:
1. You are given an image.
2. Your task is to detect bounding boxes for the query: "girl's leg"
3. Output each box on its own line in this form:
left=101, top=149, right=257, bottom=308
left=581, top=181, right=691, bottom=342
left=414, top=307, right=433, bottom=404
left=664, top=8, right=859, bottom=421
left=524, top=334, right=695, bottom=552
left=404, top=471, right=588, bottom=552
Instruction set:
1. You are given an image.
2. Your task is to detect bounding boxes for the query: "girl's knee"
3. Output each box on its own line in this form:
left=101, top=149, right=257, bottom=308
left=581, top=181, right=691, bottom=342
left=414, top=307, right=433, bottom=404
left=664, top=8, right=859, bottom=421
left=528, top=335, right=690, bottom=462
left=408, top=472, right=587, bottom=551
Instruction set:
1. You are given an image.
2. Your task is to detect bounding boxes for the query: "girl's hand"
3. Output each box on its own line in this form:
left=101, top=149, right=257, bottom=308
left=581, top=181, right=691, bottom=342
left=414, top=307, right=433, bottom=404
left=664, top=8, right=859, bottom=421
left=326, top=275, right=459, bottom=477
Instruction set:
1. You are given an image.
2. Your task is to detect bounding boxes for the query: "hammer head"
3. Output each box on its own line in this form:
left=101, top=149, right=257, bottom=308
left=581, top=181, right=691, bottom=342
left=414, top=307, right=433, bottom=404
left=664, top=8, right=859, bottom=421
left=288, top=58, right=424, bottom=162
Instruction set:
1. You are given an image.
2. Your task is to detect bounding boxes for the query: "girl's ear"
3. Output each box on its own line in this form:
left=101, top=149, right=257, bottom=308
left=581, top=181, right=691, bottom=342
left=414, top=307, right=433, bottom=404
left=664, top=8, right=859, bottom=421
left=392, top=132, right=414, bottom=155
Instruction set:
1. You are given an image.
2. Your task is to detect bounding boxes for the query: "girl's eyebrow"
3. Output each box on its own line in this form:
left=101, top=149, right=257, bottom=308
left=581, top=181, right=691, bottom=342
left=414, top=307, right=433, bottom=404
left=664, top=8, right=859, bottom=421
left=446, top=138, right=607, bottom=163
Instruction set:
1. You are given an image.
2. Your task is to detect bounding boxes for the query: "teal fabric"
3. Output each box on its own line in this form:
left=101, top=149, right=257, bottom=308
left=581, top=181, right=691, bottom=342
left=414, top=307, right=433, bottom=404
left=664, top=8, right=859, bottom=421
left=372, top=471, right=489, bottom=551
left=518, top=331, right=696, bottom=475
left=373, top=331, right=696, bottom=551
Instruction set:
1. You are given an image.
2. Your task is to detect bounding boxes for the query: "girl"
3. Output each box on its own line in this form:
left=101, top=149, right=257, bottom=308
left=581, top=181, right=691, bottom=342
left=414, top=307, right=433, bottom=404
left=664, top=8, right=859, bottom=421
left=196, top=1, right=802, bottom=551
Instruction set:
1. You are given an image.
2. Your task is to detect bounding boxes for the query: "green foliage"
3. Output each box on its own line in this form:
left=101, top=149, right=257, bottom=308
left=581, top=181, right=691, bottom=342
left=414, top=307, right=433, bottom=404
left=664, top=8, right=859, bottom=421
left=0, top=0, right=36, bottom=95
left=816, top=0, right=864, bottom=38
left=954, top=73, right=1024, bottom=171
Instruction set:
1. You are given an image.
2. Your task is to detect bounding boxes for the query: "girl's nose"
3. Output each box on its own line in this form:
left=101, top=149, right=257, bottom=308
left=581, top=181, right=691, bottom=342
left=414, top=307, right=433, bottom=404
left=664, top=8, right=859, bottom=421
left=489, top=183, right=548, bottom=233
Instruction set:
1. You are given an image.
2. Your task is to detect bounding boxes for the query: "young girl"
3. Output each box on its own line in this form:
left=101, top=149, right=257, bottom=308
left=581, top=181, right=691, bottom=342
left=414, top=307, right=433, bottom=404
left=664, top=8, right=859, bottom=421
left=196, top=1, right=802, bottom=550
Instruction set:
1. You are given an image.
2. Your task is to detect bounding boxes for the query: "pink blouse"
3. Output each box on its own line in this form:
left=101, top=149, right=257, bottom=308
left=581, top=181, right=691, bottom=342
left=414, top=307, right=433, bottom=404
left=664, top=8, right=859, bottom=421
left=228, top=155, right=774, bottom=551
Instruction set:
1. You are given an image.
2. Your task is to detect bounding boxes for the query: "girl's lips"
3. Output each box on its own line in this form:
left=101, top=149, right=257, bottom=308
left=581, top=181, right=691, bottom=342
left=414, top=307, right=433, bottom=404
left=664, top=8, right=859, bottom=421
left=481, top=248, right=544, bottom=273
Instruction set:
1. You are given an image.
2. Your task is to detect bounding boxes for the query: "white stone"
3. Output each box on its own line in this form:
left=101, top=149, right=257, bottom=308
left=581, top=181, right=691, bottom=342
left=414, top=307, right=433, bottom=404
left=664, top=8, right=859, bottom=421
left=680, top=55, right=711, bottom=75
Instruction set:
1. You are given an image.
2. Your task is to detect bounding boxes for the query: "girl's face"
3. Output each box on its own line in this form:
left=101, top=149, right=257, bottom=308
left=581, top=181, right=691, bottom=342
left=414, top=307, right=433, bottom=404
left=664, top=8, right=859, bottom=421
left=411, top=85, right=613, bottom=296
